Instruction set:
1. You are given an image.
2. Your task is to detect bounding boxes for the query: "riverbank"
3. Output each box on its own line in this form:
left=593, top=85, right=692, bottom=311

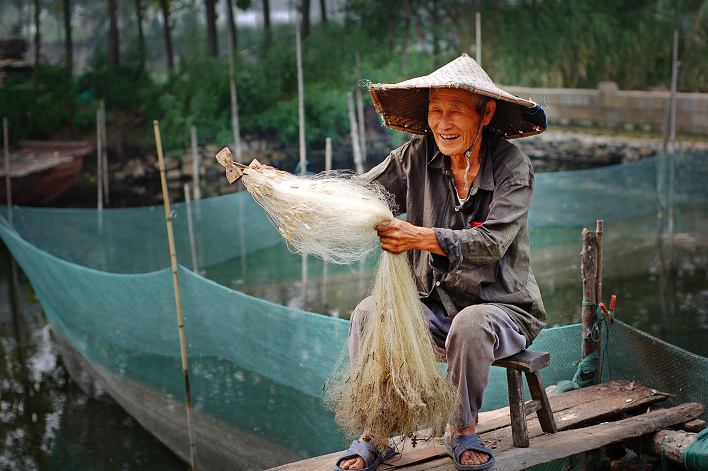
left=48, top=129, right=708, bottom=210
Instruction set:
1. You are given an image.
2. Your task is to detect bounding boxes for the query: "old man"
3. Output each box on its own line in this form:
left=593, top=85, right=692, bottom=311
left=335, top=53, right=548, bottom=471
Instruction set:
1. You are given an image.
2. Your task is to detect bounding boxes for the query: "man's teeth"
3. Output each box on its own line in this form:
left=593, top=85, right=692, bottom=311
left=441, top=134, right=459, bottom=140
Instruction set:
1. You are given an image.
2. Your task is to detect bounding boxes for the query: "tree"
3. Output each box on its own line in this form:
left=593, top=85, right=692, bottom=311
left=205, top=0, right=218, bottom=57
left=62, top=0, right=72, bottom=73
left=107, top=0, right=120, bottom=66
left=226, top=0, right=238, bottom=52
left=262, top=0, right=270, bottom=29
left=300, top=0, right=311, bottom=39
left=160, top=0, right=174, bottom=69
left=134, top=0, right=146, bottom=67
left=319, top=0, right=326, bottom=23
left=33, top=0, right=40, bottom=65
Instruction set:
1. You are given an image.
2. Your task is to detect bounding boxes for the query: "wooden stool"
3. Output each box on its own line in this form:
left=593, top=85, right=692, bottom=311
left=492, top=350, right=558, bottom=447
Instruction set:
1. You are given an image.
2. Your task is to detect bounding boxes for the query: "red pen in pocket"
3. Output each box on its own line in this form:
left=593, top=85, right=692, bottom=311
left=471, top=221, right=484, bottom=227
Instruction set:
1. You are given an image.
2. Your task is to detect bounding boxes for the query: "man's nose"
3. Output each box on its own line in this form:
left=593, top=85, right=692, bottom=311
left=439, top=112, right=454, bottom=128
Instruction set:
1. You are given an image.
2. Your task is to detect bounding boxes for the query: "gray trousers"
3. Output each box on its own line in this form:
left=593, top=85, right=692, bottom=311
left=348, top=297, right=526, bottom=429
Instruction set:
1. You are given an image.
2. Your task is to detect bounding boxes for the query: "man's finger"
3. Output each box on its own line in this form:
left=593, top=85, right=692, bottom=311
left=375, top=220, right=392, bottom=232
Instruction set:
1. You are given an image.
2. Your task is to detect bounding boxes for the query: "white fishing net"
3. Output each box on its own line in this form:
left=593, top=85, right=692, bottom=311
left=237, top=161, right=456, bottom=445
left=241, top=166, right=395, bottom=264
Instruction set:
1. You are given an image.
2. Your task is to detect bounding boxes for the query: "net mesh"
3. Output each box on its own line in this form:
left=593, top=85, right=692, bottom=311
left=0, top=150, right=707, bottom=469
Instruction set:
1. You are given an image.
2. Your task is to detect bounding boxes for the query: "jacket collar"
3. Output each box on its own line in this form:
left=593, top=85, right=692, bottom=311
left=428, top=132, right=495, bottom=195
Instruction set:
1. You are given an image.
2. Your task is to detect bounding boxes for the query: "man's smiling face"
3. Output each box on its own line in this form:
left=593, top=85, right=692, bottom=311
left=427, top=88, right=492, bottom=158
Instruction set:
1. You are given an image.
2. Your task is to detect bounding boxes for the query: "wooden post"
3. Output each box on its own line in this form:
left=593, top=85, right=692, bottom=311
left=580, top=226, right=600, bottom=471
left=639, top=429, right=702, bottom=468
left=594, top=220, right=603, bottom=385
left=581, top=227, right=599, bottom=367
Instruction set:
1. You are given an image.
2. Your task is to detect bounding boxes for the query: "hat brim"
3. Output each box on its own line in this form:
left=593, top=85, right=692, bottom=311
left=367, top=54, right=546, bottom=139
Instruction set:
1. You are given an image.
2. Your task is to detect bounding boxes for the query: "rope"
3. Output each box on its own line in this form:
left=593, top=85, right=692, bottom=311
left=661, top=430, right=680, bottom=471
left=550, top=301, right=612, bottom=395
left=683, top=427, right=708, bottom=470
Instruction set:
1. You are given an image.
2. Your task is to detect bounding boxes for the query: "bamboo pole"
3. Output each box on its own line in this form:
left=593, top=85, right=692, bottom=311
left=663, top=30, right=680, bottom=154
left=322, top=137, right=332, bottom=316
left=97, top=108, right=103, bottom=212
left=3, top=117, right=11, bottom=223
left=101, top=100, right=109, bottom=205
left=475, top=12, right=481, bottom=65
left=190, top=126, right=201, bottom=201
left=354, top=52, right=366, bottom=165
left=348, top=92, right=364, bottom=174
left=153, top=120, right=198, bottom=470
left=296, top=19, right=306, bottom=174
left=97, top=109, right=104, bottom=233
left=227, top=28, right=242, bottom=161
left=296, top=18, right=308, bottom=308
left=3, top=117, right=26, bottom=396
left=185, top=183, right=198, bottom=273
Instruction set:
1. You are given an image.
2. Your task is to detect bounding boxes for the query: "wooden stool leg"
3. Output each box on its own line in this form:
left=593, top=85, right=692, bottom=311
left=525, top=370, right=558, bottom=434
left=507, top=368, right=530, bottom=447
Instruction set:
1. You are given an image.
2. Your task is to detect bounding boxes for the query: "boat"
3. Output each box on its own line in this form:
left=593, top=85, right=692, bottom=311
left=1, top=140, right=92, bottom=206
left=0, top=148, right=707, bottom=470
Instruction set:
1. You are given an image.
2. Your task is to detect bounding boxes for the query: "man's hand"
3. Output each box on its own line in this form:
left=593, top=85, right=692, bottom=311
left=375, top=219, right=444, bottom=255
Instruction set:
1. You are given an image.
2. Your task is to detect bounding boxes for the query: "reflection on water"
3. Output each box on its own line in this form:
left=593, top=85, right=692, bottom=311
left=1, top=203, right=707, bottom=469
left=0, top=256, right=185, bottom=471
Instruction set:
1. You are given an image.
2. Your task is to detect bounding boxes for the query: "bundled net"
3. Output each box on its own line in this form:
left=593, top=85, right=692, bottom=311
left=326, top=251, right=456, bottom=444
left=240, top=164, right=456, bottom=444
left=241, top=167, right=393, bottom=264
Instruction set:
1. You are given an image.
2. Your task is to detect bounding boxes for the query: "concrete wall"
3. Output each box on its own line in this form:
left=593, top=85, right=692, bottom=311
left=504, top=82, right=708, bottom=136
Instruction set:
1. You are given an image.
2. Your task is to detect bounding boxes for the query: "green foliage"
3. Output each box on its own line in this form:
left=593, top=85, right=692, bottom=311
left=0, top=64, right=77, bottom=142
left=4, top=0, right=705, bottom=158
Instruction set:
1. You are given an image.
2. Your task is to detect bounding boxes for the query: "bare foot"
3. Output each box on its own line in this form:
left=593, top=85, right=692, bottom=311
left=337, top=434, right=379, bottom=470
left=338, top=454, right=367, bottom=470
left=454, top=425, right=491, bottom=466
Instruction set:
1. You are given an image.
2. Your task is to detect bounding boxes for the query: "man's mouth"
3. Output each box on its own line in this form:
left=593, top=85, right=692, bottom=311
left=440, top=134, right=460, bottom=141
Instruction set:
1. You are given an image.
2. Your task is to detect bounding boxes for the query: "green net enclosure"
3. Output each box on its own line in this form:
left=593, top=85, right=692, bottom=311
left=0, top=150, right=707, bottom=470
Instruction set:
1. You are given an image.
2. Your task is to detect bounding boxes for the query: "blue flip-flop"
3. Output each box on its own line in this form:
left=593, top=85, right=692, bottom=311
left=334, top=439, right=396, bottom=471
left=445, top=433, right=495, bottom=470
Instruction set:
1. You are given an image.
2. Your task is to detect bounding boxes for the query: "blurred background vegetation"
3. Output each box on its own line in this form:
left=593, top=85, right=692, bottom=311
left=0, top=0, right=706, bottom=161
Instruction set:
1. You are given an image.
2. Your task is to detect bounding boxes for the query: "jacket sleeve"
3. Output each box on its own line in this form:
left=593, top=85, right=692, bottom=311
left=361, top=141, right=416, bottom=216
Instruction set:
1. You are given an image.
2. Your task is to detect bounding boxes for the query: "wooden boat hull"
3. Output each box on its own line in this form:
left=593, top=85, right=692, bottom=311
left=0, top=140, right=92, bottom=206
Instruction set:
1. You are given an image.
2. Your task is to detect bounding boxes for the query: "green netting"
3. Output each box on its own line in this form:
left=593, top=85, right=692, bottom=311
left=0, top=150, right=707, bottom=469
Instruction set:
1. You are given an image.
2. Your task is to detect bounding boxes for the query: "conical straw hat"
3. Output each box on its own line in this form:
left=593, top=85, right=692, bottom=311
left=368, top=53, right=546, bottom=139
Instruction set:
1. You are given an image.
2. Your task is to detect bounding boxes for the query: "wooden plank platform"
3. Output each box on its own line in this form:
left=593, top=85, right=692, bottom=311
left=266, top=381, right=706, bottom=471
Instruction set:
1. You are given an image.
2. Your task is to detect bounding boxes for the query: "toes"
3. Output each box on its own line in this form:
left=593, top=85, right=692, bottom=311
left=461, top=449, right=489, bottom=465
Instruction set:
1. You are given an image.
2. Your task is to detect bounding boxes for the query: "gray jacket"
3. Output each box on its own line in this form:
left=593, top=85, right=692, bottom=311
left=363, top=132, right=546, bottom=346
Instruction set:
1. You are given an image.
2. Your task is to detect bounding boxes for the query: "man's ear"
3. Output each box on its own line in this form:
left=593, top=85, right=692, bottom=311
left=482, top=100, right=497, bottom=126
